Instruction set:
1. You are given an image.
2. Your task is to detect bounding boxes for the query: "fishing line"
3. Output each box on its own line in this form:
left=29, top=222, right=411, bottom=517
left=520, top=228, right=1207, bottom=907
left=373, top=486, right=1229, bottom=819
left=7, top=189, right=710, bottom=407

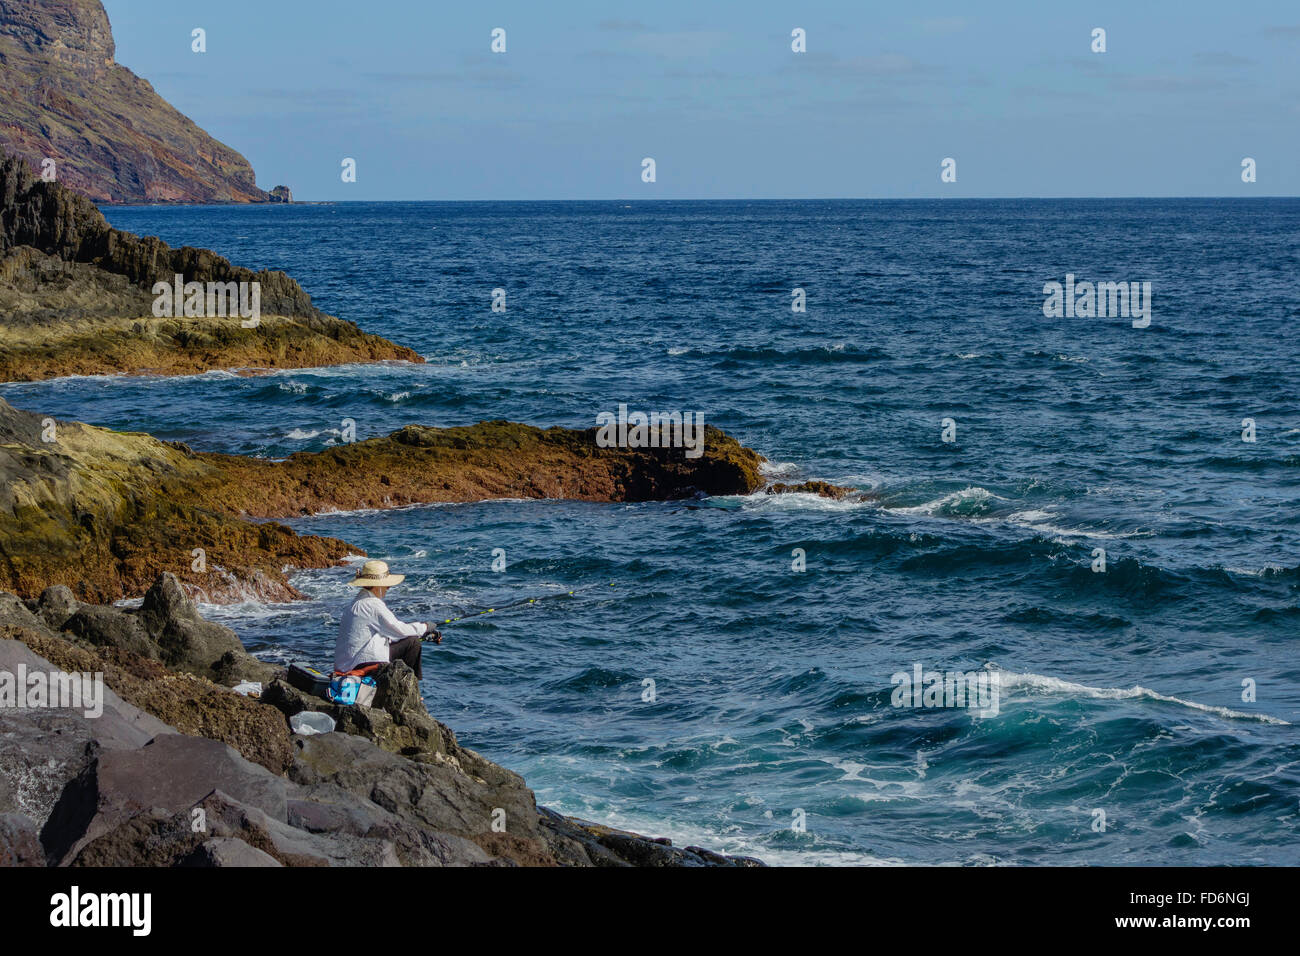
left=436, top=581, right=617, bottom=626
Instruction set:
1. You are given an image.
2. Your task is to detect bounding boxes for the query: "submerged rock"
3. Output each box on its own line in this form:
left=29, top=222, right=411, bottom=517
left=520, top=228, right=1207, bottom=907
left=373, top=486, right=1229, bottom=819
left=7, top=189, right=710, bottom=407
left=766, top=479, right=860, bottom=499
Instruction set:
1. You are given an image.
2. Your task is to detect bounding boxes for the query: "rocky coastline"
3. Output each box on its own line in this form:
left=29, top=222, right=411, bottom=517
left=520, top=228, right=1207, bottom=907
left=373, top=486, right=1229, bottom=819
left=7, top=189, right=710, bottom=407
left=0, top=154, right=420, bottom=380
left=0, top=575, right=764, bottom=866
left=0, top=377, right=840, bottom=866
left=0, top=396, right=777, bottom=604
left=0, top=118, right=857, bottom=865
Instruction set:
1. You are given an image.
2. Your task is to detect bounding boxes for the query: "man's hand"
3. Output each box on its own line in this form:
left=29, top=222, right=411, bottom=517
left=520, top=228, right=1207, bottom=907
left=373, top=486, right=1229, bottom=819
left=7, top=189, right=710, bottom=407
left=422, top=625, right=443, bottom=645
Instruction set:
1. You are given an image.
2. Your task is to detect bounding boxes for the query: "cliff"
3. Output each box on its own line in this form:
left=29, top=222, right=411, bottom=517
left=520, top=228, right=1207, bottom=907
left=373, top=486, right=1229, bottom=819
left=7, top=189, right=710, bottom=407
left=0, top=0, right=276, bottom=203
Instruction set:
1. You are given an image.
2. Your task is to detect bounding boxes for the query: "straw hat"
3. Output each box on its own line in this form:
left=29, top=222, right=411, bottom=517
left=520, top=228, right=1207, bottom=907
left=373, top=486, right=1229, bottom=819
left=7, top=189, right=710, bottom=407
left=347, top=559, right=405, bottom=588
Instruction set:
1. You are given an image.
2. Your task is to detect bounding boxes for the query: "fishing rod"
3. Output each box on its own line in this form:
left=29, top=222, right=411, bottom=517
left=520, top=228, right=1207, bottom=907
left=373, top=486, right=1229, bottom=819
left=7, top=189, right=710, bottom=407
left=435, top=580, right=617, bottom=626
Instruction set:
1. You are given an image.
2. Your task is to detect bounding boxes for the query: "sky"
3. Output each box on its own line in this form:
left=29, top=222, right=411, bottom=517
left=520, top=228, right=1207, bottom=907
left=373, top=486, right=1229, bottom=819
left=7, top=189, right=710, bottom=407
left=100, top=0, right=1300, bottom=201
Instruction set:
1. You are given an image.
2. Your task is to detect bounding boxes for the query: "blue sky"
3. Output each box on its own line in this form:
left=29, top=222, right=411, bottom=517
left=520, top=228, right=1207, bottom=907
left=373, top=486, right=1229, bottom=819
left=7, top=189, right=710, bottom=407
left=101, top=0, right=1300, bottom=200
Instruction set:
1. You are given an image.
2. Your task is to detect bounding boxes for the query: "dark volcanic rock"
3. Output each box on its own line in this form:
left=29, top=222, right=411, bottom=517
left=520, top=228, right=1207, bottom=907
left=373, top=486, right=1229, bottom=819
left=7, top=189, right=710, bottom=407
left=0, top=812, right=43, bottom=865
left=10, top=614, right=294, bottom=774
left=0, top=0, right=273, bottom=203
left=34, top=584, right=78, bottom=629
left=2, top=621, right=765, bottom=867
left=266, top=661, right=469, bottom=761
left=185, top=837, right=282, bottom=867
left=137, top=573, right=276, bottom=683
left=537, top=808, right=765, bottom=868
left=289, top=728, right=541, bottom=844
left=0, top=637, right=172, bottom=830
left=60, top=572, right=276, bottom=684
left=42, top=732, right=289, bottom=865
left=0, top=155, right=424, bottom=382
left=0, top=153, right=311, bottom=312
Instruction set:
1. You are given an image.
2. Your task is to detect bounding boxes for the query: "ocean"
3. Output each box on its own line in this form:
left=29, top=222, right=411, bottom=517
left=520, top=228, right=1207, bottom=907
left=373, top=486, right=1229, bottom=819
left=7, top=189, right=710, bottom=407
left=4, top=198, right=1298, bottom=865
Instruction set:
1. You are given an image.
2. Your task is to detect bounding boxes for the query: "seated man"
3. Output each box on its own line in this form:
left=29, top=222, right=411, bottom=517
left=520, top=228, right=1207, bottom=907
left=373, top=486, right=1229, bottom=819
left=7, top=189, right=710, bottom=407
left=335, top=560, right=440, bottom=679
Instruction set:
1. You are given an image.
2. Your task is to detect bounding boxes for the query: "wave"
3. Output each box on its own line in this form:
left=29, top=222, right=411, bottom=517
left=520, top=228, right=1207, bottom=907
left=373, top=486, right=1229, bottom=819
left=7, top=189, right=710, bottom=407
left=889, top=486, right=1004, bottom=517
left=997, top=669, right=1289, bottom=725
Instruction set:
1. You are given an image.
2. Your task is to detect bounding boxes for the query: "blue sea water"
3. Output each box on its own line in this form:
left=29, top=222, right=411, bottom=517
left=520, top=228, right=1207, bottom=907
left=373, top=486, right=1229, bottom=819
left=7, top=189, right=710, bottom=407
left=4, top=199, right=1298, bottom=865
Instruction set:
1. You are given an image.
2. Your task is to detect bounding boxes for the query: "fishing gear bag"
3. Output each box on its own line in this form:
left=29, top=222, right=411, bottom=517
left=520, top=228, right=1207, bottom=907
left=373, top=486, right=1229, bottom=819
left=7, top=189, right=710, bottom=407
left=327, top=674, right=377, bottom=707
left=287, top=663, right=332, bottom=699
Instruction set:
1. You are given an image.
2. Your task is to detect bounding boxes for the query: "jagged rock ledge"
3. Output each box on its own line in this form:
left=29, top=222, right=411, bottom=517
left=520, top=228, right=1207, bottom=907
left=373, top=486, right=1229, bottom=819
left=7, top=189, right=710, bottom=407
left=0, top=154, right=422, bottom=381
left=0, top=398, right=779, bottom=603
left=0, top=575, right=764, bottom=867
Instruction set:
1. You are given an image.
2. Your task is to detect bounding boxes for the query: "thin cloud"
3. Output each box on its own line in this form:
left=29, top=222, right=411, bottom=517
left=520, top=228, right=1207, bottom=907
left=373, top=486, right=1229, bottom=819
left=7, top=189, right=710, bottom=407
left=915, top=17, right=970, bottom=35
left=598, top=19, right=651, bottom=32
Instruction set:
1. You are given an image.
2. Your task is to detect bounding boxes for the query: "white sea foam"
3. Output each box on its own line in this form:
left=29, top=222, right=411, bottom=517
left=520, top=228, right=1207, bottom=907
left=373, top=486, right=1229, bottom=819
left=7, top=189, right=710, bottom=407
left=890, top=486, right=1003, bottom=516
left=1006, top=509, right=1055, bottom=523
left=997, top=669, right=1289, bottom=725
left=734, top=491, right=874, bottom=513
left=1224, top=565, right=1286, bottom=577
left=284, top=428, right=321, bottom=440
left=1000, top=510, right=1150, bottom=541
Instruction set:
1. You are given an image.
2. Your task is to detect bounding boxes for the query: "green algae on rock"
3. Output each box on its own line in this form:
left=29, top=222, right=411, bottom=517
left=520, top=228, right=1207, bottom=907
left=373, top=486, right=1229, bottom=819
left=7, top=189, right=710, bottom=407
left=0, top=398, right=767, bottom=602
left=0, top=397, right=354, bottom=602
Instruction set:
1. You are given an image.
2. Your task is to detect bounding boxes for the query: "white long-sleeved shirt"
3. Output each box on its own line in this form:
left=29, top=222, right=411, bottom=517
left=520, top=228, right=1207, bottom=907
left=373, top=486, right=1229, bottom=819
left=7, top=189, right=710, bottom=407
left=334, top=591, right=428, bottom=673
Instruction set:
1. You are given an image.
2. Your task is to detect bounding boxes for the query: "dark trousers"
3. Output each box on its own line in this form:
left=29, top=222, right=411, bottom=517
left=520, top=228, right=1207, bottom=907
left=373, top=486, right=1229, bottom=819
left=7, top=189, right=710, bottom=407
left=388, top=635, right=424, bottom=679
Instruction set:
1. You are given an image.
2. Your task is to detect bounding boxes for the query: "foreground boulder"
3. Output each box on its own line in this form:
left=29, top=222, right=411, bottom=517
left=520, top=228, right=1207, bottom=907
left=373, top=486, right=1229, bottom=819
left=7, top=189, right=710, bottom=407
left=0, top=614, right=765, bottom=867
left=29, top=573, right=276, bottom=685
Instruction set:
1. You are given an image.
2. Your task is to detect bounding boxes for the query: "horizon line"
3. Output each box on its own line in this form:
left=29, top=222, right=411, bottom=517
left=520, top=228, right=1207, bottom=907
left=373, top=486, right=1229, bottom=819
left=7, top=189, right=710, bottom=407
left=100, top=194, right=1300, bottom=208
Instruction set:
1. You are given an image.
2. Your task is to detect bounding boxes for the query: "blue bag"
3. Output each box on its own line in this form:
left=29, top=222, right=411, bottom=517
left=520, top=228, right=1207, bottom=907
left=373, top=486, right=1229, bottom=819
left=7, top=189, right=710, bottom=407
left=327, top=674, right=377, bottom=707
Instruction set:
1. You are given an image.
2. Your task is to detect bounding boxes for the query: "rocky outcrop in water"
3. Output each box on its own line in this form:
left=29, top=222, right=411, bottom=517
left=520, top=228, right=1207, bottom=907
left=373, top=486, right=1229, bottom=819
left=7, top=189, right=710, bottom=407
left=0, top=0, right=277, bottom=203
left=0, top=154, right=422, bottom=380
left=0, top=396, right=353, bottom=602
left=0, top=582, right=764, bottom=867
left=199, top=419, right=768, bottom=515
left=0, top=397, right=768, bottom=602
